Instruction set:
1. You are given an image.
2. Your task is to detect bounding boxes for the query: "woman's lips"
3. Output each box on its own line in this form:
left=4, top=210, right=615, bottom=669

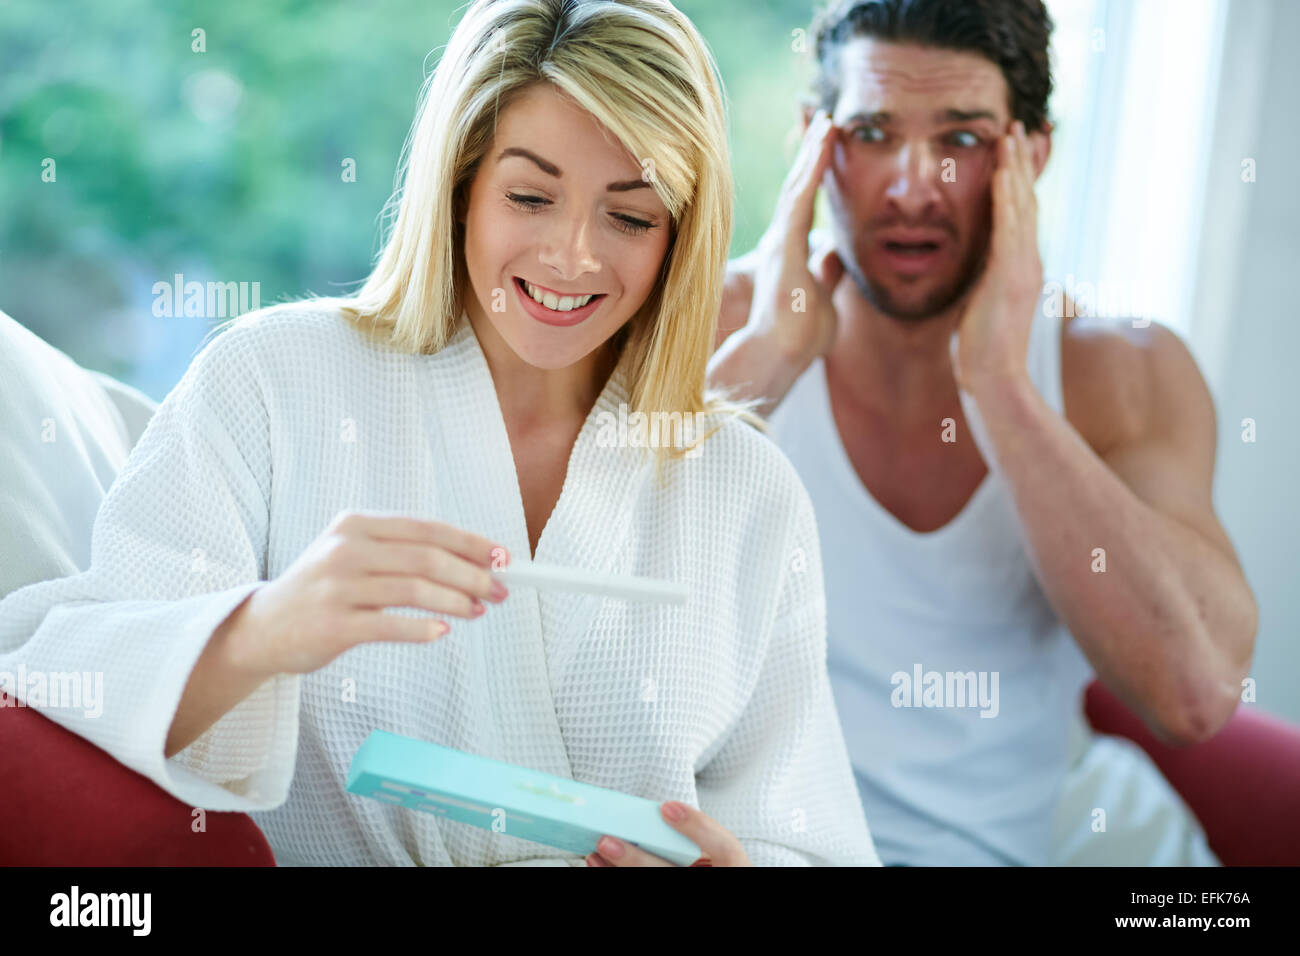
left=513, top=276, right=606, bottom=327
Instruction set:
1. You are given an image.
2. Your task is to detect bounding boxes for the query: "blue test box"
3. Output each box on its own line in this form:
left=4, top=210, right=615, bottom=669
left=345, top=730, right=702, bottom=865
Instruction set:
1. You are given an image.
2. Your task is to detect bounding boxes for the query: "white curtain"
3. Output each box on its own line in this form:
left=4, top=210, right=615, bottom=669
left=1040, top=0, right=1232, bottom=378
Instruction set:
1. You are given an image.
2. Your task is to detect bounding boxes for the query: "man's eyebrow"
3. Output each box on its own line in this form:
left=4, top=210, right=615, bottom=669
left=938, top=108, right=999, bottom=124
left=496, top=146, right=651, bottom=192
left=841, top=109, right=999, bottom=125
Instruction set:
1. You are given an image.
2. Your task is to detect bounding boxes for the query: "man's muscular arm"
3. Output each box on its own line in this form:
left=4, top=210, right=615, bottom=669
left=970, top=318, right=1256, bottom=746
left=957, top=122, right=1255, bottom=746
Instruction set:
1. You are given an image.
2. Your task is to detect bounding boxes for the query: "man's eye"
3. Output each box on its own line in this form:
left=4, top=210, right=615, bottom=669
left=850, top=125, right=885, bottom=144
left=946, top=131, right=981, bottom=148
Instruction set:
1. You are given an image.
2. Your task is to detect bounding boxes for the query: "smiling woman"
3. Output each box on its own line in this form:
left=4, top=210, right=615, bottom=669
left=324, top=0, right=743, bottom=457
left=461, top=84, right=672, bottom=371
left=0, top=0, right=882, bottom=868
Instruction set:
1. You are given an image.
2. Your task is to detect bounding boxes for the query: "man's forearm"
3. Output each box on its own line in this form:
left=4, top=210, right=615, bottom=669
left=968, top=375, right=1255, bottom=744
left=707, top=324, right=813, bottom=419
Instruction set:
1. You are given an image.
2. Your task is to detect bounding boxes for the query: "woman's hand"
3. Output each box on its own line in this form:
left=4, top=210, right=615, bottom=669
left=225, top=510, right=509, bottom=677
left=585, top=801, right=753, bottom=867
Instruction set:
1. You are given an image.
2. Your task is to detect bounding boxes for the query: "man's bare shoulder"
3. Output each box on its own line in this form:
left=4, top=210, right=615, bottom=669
left=1060, top=314, right=1215, bottom=458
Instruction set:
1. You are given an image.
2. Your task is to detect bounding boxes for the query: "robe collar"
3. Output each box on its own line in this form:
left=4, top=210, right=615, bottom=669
left=421, top=313, right=657, bottom=794
left=432, top=312, right=651, bottom=573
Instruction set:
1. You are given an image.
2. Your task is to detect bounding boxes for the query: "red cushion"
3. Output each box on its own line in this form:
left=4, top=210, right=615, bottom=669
left=0, top=692, right=275, bottom=865
left=1084, top=680, right=1300, bottom=866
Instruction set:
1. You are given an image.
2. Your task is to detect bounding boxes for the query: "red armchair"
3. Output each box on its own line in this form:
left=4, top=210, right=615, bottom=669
left=0, top=692, right=275, bottom=865
left=1084, top=680, right=1300, bottom=866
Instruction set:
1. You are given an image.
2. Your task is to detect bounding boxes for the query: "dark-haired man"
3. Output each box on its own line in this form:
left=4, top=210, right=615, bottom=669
left=710, top=0, right=1256, bottom=865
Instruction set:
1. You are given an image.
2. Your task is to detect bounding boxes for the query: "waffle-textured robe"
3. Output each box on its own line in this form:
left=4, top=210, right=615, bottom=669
left=0, top=304, right=880, bottom=866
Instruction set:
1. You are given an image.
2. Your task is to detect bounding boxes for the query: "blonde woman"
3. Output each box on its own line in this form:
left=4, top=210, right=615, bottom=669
left=0, top=0, right=879, bottom=867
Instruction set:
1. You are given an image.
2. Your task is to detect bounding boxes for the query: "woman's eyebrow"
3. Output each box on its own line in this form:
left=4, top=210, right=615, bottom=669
left=496, top=146, right=651, bottom=192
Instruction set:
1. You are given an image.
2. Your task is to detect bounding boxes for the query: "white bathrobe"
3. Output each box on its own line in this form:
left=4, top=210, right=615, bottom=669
left=0, top=303, right=880, bottom=867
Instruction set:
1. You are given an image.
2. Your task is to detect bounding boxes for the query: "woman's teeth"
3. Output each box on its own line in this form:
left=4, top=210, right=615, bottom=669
left=521, top=279, right=596, bottom=312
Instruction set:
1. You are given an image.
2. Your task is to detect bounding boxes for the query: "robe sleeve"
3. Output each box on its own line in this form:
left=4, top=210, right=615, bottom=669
left=694, top=486, right=881, bottom=867
left=0, top=318, right=301, bottom=812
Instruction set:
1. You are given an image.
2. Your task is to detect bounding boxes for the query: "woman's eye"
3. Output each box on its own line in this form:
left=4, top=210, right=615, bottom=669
left=946, top=131, right=981, bottom=148
left=611, top=213, right=654, bottom=237
left=505, top=192, right=549, bottom=212
left=850, top=125, right=885, bottom=144
left=506, top=193, right=653, bottom=236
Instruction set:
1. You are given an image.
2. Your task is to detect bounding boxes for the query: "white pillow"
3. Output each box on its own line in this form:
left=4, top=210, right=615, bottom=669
left=0, top=310, right=157, bottom=597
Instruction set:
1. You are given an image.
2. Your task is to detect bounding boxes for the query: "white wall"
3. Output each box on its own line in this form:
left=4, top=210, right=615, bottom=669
left=1201, top=0, right=1300, bottom=723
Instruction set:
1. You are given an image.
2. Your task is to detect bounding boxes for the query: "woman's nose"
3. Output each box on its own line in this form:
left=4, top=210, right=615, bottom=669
left=538, top=214, right=600, bottom=281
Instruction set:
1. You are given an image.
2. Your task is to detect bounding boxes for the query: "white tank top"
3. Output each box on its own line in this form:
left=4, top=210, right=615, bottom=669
left=767, top=310, right=1094, bottom=866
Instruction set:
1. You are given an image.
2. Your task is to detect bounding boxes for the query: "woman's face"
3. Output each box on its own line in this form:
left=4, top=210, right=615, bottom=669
left=461, top=83, right=672, bottom=371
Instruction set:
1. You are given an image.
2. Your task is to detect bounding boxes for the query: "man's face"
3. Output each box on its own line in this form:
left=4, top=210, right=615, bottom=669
left=823, top=39, right=1012, bottom=322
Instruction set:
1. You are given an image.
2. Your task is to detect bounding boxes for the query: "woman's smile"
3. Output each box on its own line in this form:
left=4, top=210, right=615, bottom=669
left=512, top=275, right=607, bottom=327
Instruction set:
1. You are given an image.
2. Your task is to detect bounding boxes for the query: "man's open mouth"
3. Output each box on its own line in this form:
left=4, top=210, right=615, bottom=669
left=882, top=241, right=942, bottom=255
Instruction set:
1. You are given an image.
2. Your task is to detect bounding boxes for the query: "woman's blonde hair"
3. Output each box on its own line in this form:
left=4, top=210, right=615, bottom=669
left=295, top=0, right=761, bottom=473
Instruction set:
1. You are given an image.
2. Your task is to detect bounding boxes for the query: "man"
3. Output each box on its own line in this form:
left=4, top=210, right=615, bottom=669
left=708, top=0, right=1257, bottom=866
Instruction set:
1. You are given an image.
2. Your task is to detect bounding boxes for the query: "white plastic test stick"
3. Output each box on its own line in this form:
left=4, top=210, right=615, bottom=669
left=492, top=561, right=688, bottom=606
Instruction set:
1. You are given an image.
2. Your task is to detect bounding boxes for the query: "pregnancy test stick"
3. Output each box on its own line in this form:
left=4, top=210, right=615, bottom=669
left=492, top=561, right=688, bottom=605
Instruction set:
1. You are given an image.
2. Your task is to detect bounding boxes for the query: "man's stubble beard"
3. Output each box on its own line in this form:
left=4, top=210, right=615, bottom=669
left=841, top=234, right=987, bottom=324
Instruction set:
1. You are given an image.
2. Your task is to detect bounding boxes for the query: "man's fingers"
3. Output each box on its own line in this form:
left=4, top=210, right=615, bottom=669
left=1007, top=122, right=1036, bottom=228
left=763, top=110, right=833, bottom=255
left=1016, top=121, right=1040, bottom=222
left=812, top=243, right=845, bottom=292
left=990, top=135, right=1020, bottom=260
left=780, top=110, right=837, bottom=255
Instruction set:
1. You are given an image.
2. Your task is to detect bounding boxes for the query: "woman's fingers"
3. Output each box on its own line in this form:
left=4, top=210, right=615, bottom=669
left=347, top=538, right=503, bottom=604
left=347, top=609, right=450, bottom=646
left=337, top=512, right=506, bottom=568
left=343, top=573, right=484, bottom=620
left=584, top=838, right=676, bottom=867
left=658, top=802, right=749, bottom=867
